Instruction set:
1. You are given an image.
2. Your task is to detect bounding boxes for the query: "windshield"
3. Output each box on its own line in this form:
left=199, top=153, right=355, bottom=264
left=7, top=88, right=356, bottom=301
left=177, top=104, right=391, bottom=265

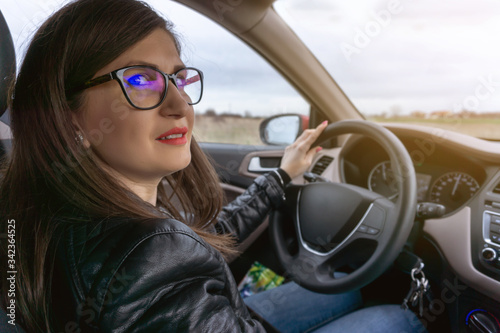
left=275, top=0, right=500, bottom=140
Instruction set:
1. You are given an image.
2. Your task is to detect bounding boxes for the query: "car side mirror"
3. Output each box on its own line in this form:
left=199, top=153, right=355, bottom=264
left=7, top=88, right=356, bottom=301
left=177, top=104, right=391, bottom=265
left=259, top=114, right=308, bottom=146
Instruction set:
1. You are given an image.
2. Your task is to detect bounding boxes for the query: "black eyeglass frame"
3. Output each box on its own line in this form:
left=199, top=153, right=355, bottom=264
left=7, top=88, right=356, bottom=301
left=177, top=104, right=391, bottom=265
left=75, top=65, right=204, bottom=110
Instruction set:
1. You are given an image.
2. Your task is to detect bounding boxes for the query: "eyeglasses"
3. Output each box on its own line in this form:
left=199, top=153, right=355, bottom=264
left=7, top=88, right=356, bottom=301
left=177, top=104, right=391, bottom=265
left=75, top=65, right=204, bottom=109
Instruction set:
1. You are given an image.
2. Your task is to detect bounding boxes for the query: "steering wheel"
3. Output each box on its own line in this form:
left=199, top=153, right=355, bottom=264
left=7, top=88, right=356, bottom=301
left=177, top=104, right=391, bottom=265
left=270, top=120, right=417, bottom=294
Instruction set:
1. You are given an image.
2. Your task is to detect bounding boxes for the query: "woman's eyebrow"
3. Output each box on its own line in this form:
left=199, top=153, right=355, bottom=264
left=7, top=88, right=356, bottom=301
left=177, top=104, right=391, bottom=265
left=172, top=64, right=186, bottom=72
left=123, top=60, right=186, bottom=72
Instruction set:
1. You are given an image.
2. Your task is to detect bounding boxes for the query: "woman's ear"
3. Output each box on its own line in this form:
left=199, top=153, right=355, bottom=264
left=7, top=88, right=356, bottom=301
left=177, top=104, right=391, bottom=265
left=71, top=114, right=91, bottom=149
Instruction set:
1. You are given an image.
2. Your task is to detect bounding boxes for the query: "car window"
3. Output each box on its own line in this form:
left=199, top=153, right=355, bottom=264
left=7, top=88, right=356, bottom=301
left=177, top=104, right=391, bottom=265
left=2, top=0, right=310, bottom=146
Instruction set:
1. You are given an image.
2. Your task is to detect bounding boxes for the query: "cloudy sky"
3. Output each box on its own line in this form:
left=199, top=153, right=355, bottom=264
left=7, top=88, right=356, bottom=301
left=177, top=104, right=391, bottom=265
left=2, top=0, right=500, bottom=117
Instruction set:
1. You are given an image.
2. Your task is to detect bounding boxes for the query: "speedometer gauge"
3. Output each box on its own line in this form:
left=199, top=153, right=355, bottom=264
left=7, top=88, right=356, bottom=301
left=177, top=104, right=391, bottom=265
left=429, top=172, right=479, bottom=213
left=368, top=161, right=398, bottom=199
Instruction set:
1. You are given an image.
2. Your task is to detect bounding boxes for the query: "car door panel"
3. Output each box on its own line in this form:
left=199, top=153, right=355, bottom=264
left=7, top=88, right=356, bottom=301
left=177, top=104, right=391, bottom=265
left=200, top=142, right=284, bottom=187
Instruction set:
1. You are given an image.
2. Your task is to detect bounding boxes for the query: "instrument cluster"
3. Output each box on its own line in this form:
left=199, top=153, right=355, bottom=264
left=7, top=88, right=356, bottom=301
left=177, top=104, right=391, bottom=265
left=342, top=136, right=486, bottom=215
left=368, top=161, right=480, bottom=214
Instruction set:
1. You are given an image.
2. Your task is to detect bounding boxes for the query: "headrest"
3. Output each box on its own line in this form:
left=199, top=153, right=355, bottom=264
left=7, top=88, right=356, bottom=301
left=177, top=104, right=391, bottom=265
left=0, top=10, right=16, bottom=118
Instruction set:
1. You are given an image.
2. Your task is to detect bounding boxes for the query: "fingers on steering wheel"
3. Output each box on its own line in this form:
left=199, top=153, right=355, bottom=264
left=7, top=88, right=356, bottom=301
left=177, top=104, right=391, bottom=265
left=306, top=146, right=323, bottom=161
left=295, top=121, right=328, bottom=151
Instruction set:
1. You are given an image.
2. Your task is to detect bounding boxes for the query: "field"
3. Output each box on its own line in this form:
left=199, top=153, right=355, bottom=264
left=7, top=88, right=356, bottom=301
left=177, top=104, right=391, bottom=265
left=367, top=117, right=500, bottom=140
left=194, top=115, right=264, bottom=145
left=193, top=114, right=500, bottom=145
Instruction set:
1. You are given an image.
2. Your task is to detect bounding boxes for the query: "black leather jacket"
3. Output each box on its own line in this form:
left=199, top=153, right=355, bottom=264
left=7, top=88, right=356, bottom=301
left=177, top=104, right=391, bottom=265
left=51, top=173, right=285, bottom=332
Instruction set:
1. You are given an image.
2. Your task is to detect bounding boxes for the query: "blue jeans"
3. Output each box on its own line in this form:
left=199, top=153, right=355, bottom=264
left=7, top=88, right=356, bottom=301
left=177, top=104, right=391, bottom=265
left=244, top=281, right=427, bottom=333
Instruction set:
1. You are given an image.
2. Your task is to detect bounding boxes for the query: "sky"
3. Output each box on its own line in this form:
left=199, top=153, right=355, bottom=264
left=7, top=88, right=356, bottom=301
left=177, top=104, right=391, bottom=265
left=2, top=0, right=500, bottom=117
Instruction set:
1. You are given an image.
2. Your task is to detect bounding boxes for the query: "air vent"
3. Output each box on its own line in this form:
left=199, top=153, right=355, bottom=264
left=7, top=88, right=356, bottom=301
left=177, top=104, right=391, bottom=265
left=493, top=181, right=500, bottom=195
left=311, top=156, right=334, bottom=175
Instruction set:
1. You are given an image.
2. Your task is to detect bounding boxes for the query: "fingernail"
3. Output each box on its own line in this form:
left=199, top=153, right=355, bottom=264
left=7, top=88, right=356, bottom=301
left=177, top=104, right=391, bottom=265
left=316, top=147, right=323, bottom=152
left=321, top=120, right=328, bottom=125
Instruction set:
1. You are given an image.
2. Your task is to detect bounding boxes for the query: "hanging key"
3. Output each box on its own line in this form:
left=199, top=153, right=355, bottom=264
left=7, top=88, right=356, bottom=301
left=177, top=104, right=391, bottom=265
left=420, top=274, right=434, bottom=314
left=418, top=279, right=425, bottom=316
left=412, top=268, right=430, bottom=317
left=402, top=260, right=427, bottom=315
left=411, top=282, right=421, bottom=307
left=401, top=278, right=421, bottom=310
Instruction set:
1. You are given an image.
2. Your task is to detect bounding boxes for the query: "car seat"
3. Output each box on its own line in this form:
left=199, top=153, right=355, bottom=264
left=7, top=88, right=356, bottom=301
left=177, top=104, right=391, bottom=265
left=0, top=7, right=25, bottom=333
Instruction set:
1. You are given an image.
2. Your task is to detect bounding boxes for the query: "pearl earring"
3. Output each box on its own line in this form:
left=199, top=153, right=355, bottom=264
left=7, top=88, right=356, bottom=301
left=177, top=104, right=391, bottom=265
left=76, top=133, right=84, bottom=144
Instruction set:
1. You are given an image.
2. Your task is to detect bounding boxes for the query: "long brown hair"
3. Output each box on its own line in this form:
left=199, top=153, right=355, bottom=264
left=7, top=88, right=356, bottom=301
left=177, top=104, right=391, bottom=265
left=0, top=0, right=235, bottom=331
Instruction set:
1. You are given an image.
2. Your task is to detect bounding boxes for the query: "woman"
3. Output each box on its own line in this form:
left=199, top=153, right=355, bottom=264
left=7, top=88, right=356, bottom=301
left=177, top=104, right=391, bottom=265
left=0, top=0, right=425, bottom=331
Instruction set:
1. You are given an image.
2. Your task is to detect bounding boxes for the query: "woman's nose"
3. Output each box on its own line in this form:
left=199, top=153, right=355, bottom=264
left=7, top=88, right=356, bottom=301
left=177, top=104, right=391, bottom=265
left=159, top=82, right=191, bottom=118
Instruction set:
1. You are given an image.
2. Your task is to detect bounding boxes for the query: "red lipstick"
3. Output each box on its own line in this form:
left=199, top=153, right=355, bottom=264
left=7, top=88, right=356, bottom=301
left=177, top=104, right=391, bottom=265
left=156, top=126, right=188, bottom=145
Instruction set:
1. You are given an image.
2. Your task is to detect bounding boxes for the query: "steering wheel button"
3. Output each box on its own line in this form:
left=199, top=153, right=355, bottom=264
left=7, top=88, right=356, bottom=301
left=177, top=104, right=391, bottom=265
left=366, top=227, right=379, bottom=235
left=492, top=215, right=500, bottom=225
left=358, top=225, right=368, bottom=233
left=491, top=233, right=500, bottom=244
left=362, top=204, right=385, bottom=229
left=490, top=224, right=500, bottom=234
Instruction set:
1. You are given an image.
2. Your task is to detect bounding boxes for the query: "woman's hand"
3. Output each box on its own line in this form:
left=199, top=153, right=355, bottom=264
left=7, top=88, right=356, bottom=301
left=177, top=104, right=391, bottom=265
left=279, top=121, right=328, bottom=179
